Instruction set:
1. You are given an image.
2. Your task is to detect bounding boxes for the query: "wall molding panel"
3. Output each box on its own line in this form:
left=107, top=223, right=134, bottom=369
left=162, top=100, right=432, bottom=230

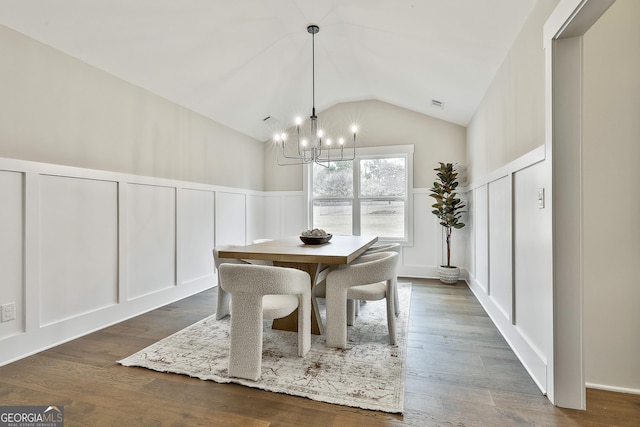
left=0, top=151, right=549, bottom=370
left=0, top=156, right=273, bottom=367
left=464, top=145, right=551, bottom=395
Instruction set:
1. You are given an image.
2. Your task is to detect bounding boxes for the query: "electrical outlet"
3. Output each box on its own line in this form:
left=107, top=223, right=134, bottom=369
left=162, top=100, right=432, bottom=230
left=1, top=302, right=16, bottom=322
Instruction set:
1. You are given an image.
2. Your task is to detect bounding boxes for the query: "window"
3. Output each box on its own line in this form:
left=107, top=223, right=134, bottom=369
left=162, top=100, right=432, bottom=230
left=310, top=146, right=412, bottom=241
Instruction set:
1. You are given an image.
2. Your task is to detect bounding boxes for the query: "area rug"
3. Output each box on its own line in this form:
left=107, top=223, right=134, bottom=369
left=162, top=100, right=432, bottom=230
left=118, top=282, right=411, bottom=413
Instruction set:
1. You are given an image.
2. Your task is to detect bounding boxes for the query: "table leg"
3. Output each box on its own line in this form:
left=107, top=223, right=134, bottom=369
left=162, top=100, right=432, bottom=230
left=271, top=261, right=325, bottom=335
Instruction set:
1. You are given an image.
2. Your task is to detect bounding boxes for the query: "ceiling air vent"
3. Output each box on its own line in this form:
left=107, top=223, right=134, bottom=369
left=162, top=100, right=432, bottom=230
left=431, top=99, right=444, bottom=109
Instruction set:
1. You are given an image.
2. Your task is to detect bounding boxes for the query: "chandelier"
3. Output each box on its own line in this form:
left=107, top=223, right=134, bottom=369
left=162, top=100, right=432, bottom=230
left=275, top=25, right=357, bottom=167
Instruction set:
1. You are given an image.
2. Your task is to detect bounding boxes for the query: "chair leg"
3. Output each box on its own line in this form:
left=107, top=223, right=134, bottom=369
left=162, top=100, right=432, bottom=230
left=310, top=293, right=324, bottom=335
left=386, top=282, right=397, bottom=345
left=216, top=286, right=231, bottom=320
left=297, top=294, right=311, bottom=356
left=227, top=295, right=264, bottom=381
left=347, top=299, right=357, bottom=326
left=393, top=278, right=400, bottom=316
left=326, top=288, right=349, bottom=348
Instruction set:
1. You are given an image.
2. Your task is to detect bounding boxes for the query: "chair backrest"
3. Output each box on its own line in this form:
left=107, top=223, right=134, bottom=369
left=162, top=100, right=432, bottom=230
left=365, top=242, right=401, bottom=255
left=219, top=264, right=311, bottom=297
left=213, top=245, right=246, bottom=270
left=328, top=251, right=398, bottom=288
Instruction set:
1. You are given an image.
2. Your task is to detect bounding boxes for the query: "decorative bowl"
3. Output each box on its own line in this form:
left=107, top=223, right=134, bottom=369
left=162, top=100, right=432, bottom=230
left=300, top=234, right=332, bottom=245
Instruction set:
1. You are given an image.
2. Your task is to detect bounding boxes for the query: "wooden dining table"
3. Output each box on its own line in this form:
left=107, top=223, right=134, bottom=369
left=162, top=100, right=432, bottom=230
left=218, top=234, right=378, bottom=335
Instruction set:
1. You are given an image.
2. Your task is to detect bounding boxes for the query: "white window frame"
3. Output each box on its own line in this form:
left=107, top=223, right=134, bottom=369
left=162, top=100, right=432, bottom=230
left=304, top=144, right=414, bottom=244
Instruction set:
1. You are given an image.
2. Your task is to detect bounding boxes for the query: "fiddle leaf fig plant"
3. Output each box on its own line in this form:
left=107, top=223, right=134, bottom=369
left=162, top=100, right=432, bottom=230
left=429, top=162, right=466, bottom=268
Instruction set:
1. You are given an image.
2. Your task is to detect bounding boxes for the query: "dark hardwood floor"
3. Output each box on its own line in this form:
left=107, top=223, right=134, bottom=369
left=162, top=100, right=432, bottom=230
left=0, top=278, right=638, bottom=426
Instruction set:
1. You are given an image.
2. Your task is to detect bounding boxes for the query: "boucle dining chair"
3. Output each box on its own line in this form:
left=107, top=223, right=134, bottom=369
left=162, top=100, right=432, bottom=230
left=218, top=263, right=311, bottom=381
left=325, top=251, right=399, bottom=349
left=312, top=242, right=402, bottom=326
left=311, top=275, right=359, bottom=326
left=213, top=245, right=249, bottom=320
left=363, top=243, right=402, bottom=316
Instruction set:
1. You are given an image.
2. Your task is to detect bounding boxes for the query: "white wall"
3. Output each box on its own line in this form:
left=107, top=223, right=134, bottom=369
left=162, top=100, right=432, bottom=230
left=466, top=148, right=552, bottom=394
left=0, top=24, right=264, bottom=191
left=465, top=0, right=559, bottom=395
left=0, top=20, right=467, bottom=366
left=468, top=0, right=640, bottom=400
left=582, top=0, right=640, bottom=393
left=264, top=99, right=467, bottom=191
left=265, top=99, right=469, bottom=277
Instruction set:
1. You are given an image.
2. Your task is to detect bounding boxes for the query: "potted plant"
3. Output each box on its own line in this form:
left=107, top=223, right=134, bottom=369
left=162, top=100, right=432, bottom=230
left=429, top=162, right=466, bottom=284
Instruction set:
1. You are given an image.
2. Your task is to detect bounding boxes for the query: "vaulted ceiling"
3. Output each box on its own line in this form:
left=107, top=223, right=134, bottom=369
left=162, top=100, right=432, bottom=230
left=0, top=0, right=536, bottom=141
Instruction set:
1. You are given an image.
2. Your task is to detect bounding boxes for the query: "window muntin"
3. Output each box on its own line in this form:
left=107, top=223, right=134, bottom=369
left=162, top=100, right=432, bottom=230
left=311, top=152, right=409, bottom=240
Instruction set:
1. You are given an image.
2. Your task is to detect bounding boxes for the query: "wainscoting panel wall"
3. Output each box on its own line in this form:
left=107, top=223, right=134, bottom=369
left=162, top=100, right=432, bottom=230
left=39, top=175, right=119, bottom=325
left=126, top=183, right=177, bottom=300
left=464, top=190, right=475, bottom=280
left=513, top=161, right=552, bottom=386
left=283, top=194, right=305, bottom=236
left=0, top=157, right=269, bottom=367
left=178, top=188, right=215, bottom=286
left=487, top=175, right=513, bottom=321
left=214, top=191, right=246, bottom=246
left=474, top=185, right=489, bottom=292
left=246, top=194, right=266, bottom=243
left=402, top=191, right=440, bottom=277
left=262, top=195, right=283, bottom=240
left=0, top=170, right=25, bottom=340
left=465, top=145, right=551, bottom=394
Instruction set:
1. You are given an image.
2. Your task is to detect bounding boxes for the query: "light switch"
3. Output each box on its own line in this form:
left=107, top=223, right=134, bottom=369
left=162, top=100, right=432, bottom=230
left=537, top=188, right=545, bottom=209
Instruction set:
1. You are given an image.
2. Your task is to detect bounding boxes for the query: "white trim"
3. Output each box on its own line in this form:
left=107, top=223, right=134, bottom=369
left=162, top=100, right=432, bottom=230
left=308, top=144, right=414, bottom=243
left=467, top=144, right=546, bottom=190
left=0, top=155, right=250, bottom=367
left=357, top=144, right=415, bottom=156
left=24, top=172, right=39, bottom=333
left=586, top=383, right=640, bottom=396
left=466, top=274, right=548, bottom=395
left=543, top=0, right=616, bottom=409
left=463, top=144, right=552, bottom=396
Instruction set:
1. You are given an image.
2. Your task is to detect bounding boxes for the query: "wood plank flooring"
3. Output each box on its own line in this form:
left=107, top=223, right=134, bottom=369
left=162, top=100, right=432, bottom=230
left=1, top=278, right=639, bottom=426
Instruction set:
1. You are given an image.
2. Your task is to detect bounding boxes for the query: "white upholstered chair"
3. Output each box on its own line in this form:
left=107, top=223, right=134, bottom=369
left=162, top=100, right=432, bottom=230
left=363, top=243, right=402, bottom=316
left=312, top=242, right=402, bottom=325
left=213, top=245, right=248, bottom=320
left=312, top=270, right=361, bottom=326
left=218, top=263, right=311, bottom=381
left=325, top=251, right=399, bottom=349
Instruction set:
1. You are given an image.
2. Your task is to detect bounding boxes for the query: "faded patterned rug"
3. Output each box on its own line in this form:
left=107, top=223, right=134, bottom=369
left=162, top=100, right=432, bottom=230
left=118, top=283, right=411, bottom=413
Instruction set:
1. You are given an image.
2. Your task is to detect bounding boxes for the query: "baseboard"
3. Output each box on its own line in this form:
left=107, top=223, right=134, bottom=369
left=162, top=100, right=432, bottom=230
left=399, top=265, right=468, bottom=280
left=466, top=273, right=548, bottom=395
left=586, top=383, right=640, bottom=395
left=0, top=282, right=213, bottom=367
